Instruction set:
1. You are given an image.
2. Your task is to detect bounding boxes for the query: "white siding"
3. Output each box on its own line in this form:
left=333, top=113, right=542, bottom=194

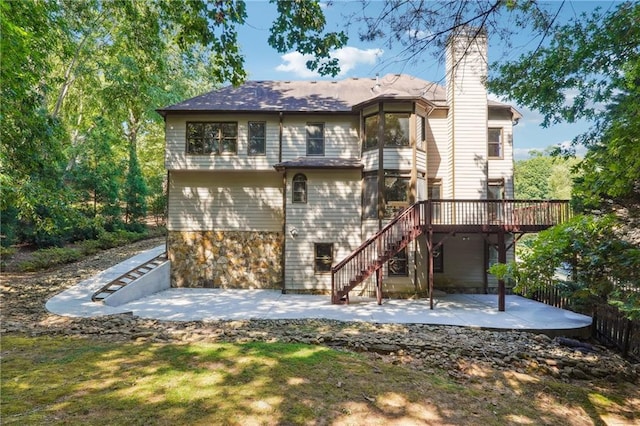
left=446, top=33, right=488, bottom=199
left=168, top=171, right=283, bottom=232
left=284, top=169, right=362, bottom=292
left=281, top=115, right=360, bottom=160
left=165, top=114, right=280, bottom=171
left=383, top=147, right=413, bottom=170
left=416, top=150, right=426, bottom=174
left=362, top=149, right=379, bottom=172
left=427, top=110, right=450, bottom=196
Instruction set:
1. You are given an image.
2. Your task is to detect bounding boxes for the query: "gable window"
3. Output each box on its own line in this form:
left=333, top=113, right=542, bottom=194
left=433, top=245, right=444, bottom=273
left=314, top=243, right=333, bottom=274
left=292, top=173, right=307, bottom=203
left=248, top=122, right=266, bottom=155
left=186, top=122, right=237, bottom=155
left=388, top=247, right=408, bottom=276
left=306, top=123, right=324, bottom=156
left=384, top=113, right=410, bottom=146
left=364, top=114, right=379, bottom=151
left=488, top=128, right=503, bottom=158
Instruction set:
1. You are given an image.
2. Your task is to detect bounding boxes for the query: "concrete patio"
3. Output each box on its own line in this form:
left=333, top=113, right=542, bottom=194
left=46, top=245, right=592, bottom=336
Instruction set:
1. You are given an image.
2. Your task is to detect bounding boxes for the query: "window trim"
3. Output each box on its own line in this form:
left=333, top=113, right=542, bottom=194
left=418, top=115, right=427, bottom=152
left=292, top=173, right=307, bottom=204
left=488, top=127, right=503, bottom=159
left=306, top=122, right=325, bottom=156
left=247, top=121, right=266, bottom=156
left=186, top=121, right=238, bottom=155
left=314, top=243, right=333, bottom=274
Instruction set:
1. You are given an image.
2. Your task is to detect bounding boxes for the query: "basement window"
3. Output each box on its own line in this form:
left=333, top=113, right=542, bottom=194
left=314, top=243, right=333, bottom=274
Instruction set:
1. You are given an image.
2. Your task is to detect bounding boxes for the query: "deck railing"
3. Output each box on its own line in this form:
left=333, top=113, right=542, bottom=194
left=425, top=199, right=571, bottom=227
left=331, top=199, right=571, bottom=304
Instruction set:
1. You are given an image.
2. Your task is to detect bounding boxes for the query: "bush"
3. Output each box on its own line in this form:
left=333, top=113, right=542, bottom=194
left=18, top=247, right=82, bottom=272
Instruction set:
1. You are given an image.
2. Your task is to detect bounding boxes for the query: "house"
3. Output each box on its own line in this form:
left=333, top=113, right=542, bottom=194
left=157, top=29, right=570, bottom=310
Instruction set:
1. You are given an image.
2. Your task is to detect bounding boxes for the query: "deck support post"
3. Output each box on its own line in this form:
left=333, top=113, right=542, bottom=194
left=375, top=268, right=382, bottom=305
left=428, top=228, right=434, bottom=310
left=498, top=228, right=507, bottom=312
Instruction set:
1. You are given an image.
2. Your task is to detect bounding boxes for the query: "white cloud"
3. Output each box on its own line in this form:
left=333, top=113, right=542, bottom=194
left=406, top=29, right=432, bottom=41
left=275, top=46, right=383, bottom=78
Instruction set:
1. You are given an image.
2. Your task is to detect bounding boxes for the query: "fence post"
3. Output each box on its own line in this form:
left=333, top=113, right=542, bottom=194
left=623, top=318, right=632, bottom=358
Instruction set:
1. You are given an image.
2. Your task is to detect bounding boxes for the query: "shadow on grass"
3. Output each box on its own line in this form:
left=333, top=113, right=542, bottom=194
left=1, top=334, right=638, bottom=425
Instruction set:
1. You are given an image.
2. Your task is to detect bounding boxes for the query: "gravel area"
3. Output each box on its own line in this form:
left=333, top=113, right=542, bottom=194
left=1, top=236, right=638, bottom=384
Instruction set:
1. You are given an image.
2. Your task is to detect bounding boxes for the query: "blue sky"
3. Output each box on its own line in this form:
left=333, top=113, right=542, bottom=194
left=236, top=1, right=614, bottom=160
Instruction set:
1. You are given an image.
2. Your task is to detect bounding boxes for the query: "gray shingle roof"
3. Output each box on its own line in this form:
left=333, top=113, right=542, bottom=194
left=158, top=74, right=448, bottom=114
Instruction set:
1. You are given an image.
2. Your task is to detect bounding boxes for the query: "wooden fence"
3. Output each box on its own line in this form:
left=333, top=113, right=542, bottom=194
left=592, top=304, right=640, bottom=361
left=518, top=281, right=640, bottom=362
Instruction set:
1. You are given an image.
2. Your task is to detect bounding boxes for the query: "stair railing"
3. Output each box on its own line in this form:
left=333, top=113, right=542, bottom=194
left=331, top=203, right=422, bottom=303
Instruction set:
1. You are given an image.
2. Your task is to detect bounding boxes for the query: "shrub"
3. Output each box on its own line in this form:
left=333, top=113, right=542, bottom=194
left=18, top=247, right=82, bottom=272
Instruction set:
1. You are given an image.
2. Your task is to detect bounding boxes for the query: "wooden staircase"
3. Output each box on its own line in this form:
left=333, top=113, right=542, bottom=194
left=331, top=199, right=572, bottom=305
left=331, top=203, right=423, bottom=304
left=92, top=252, right=168, bottom=302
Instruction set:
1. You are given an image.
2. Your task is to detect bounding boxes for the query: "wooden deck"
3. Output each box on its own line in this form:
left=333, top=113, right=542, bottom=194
left=331, top=199, right=571, bottom=309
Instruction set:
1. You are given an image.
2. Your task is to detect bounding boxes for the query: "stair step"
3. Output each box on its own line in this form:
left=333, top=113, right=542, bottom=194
left=91, top=252, right=168, bottom=303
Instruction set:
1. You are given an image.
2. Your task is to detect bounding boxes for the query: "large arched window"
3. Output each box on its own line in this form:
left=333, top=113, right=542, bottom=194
left=292, top=174, right=307, bottom=203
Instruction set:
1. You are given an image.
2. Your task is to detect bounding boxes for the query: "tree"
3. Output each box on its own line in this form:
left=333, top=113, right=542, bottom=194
left=488, top=2, right=640, bottom=210
left=513, top=215, right=640, bottom=318
left=514, top=150, right=578, bottom=200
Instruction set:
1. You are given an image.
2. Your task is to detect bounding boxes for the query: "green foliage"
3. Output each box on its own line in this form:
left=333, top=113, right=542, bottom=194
left=124, top=145, right=148, bottom=223
left=514, top=150, right=579, bottom=200
left=489, top=2, right=640, bottom=209
left=515, top=215, right=640, bottom=317
left=268, top=0, right=347, bottom=77
left=18, top=247, right=83, bottom=272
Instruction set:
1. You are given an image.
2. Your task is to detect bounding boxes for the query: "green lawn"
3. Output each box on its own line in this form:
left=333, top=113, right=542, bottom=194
left=2, top=335, right=638, bottom=425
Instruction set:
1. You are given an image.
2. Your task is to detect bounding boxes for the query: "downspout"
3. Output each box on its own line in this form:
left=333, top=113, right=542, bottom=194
left=279, top=112, right=286, bottom=293
left=377, top=102, right=384, bottom=230
left=278, top=112, right=283, bottom=163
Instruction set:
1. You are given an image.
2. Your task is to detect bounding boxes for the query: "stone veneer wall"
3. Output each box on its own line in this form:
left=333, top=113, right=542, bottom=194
left=168, top=231, right=283, bottom=289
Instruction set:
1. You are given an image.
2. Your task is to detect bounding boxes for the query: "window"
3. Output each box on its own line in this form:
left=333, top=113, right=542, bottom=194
left=362, top=174, right=378, bottom=219
left=428, top=178, right=442, bottom=223
left=488, top=244, right=499, bottom=269
left=186, top=122, right=237, bottom=155
left=433, top=245, right=444, bottom=273
left=428, top=179, right=441, bottom=199
left=388, top=247, right=408, bottom=276
left=488, top=179, right=505, bottom=222
left=487, top=179, right=505, bottom=200
left=306, top=123, right=324, bottom=156
left=364, top=114, right=379, bottom=150
left=384, top=113, right=410, bottom=146
left=292, top=174, right=307, bottom=203
left=248, top=122, right=266, bottom=155
left=384, top=173, right=410, bottom=217
left=314, top=243, right=333, bottom=274
left=488, top=128, right=503, bottom=158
